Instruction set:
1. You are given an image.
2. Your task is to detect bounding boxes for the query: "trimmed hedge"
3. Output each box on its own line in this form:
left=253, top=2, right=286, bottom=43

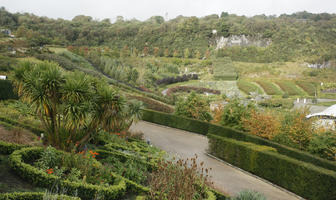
left=207, top=124, right=336, bottom=171
left=142, top=109, right=336, bottom=171
left=0, top=140, right=24, bottom=155
left=0, top=192, right=80, bottom=200
left=142, top=109, right=210, bottom=135
left=208, top=134, right=336, bottom=200
left=0, top=80, right=18, bottom=100
left=8, top=147, right=127, bottom=200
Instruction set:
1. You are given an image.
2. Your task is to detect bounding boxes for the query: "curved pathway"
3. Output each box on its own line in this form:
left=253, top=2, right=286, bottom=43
left=130, top=121, right=303, bottom=200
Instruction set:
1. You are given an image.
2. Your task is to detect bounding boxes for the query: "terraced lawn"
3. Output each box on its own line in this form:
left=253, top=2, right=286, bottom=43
left=255, top=80, right=283, bottom=95
left=274, top=81, right=307, bottom=96
left=237, top=80, right=264, bottom=95
left=295, top=81, right=317, bottom=96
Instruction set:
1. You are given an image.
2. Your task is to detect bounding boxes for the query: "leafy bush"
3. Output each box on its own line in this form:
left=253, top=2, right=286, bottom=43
left=243, top=110, right=281, bottom=140
left=0, top=192, right=80, bottom=200
left=0, top=80, right=18, bottom=100
left=308, top=131, right=336, bottom=161
left=208, top=134, right=336, bottom=200
left=220, top=99, right=255, bottom=130
left=231, top=190, right=266, bottom=200
left=258, top=98, right=294, bottom=109
left=175, top=92, right=212, bottom=122
left=148, top=156, right=213, bottom=200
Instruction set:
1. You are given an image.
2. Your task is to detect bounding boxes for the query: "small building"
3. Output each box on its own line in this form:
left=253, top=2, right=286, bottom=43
left=306, top=104, right=336, bottom=130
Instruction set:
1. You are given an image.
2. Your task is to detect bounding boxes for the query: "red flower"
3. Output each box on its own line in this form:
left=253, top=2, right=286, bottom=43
left=46, top=168, right=53, bottom=174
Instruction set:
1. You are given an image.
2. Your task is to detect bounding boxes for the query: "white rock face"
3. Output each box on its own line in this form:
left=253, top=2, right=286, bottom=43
left=215, top=35, right=271, bottom=49
left=307, top=62, right=331, bottom=69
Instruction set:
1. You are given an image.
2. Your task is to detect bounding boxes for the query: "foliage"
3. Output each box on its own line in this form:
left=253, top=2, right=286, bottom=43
left=166, top=86, right=220, bottom=96
left=243, top=110, right=281, bottom=139
left=13, top=61, right=143, bottom=150
left=220, top=99, right=255, bottom=130
left=8, top=147, right=127, bottom=200
left=0, top=192, right=80, bottom=200
left=231, top=190, right=266, bottom=200
left=208, top=134, right=336, bottom=200
left=308, top=131, right=336, bottom=161
left=280, top=108, right=314, bottom=150
left=156, top=74, right=198, bottom=85
left=148, top=156, right=213, bottom=200
left=0, top=80, right=18, bottom=100
left=258, top=98, right=294, bottom=109
left=175, top=92, right=212, bottom=122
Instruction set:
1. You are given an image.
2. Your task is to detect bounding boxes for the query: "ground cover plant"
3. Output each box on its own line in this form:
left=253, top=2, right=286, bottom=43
left=295, top=81, right=317, bottom=96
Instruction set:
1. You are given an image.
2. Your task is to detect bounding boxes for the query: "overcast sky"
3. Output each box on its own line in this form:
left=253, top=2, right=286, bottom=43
left=1, top=0, right=336, bottom=22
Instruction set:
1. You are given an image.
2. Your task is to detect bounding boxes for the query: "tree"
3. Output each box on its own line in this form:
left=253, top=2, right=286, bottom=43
left=175, top=92, right=212, bottom=122
left=173, top=50, right=179, bottom=58
left=195, top=50, right=201, bottom=59
left=153, top=47, right=160, bottom=57
left=14, top=61, right=143, bottom=150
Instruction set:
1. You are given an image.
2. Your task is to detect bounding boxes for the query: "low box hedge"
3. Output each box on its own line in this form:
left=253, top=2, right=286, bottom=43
left=208, top=134, right=336, bottom=200
left=0, top=140, right=24, bottom=155
left=141, top=109, right=336, bottom=171
left=8, top=147, right=127, bottom=200
left=0, top=192, right=80, bottom=200
left=141, top=109, right=210, bottom=135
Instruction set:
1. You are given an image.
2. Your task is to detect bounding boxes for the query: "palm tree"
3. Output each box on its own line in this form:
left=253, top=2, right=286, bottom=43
left=14, top=61, right=144, bottom=150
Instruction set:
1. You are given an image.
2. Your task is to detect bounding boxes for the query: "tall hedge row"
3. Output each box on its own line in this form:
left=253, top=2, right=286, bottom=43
left=0, top=80, right=18, bottom=100
left=208, top=134, right=336, bottom=200
left=141, top=109, right=336, bottom=171
left=142, top=109, right=210, bottom=135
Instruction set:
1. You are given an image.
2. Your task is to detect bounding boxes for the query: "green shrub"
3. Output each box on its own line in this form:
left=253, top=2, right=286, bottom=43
left=8, top=147, right=127, bottom=200
left=207, top=123, right=336, bottom=171
left=0, top=140, right=24, bottom=155
left=142, top=108, right=336, bottom=171
left=208, top=134, right=336, bottom=200
left=0, top=80, right=18, bottom=100
left=308, top=132, right=336, bottom=161
left=142, top=109, right=210, bottom=135
left=0, top=192, right=80, bottom=200
left=231, top=190, right=266, bottom=200
left=258, top=98, right=294, bottom=109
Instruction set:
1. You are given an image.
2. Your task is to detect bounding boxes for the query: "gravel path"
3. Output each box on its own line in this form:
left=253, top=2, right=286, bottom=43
left=130, top=121, right=303, bottom=200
